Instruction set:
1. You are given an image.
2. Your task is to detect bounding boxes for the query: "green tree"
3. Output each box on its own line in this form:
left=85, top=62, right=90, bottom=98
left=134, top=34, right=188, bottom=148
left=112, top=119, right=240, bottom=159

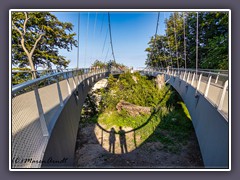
left=12, top=67, right=32, bottom=85
left=12, top=12, right=78, bottom=78
left=91, top=60, right=107, bottom=68
left=145, top=12, right=229, bottom=70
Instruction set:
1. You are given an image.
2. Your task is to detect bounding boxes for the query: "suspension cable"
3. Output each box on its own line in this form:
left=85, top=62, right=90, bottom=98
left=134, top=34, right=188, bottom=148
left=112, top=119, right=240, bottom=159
left=162, top=12, right=168, bottom=68
left=102, top=28, right=108, bottom=54
left=90, top=12, right=98, bottom=65
left=77, top=12, right=80, bottom=69
left=173, top=13, right=179, bottom=70
left=183, top=12, right=187, bottom=71
left=108, top=12, right=116, bottom=62
left=166, top=23, right=173, bottom=68
left=152, top=12, right=163, bottom=69
left=196, top=12, right=199, bottom=77
left=93, top=12, right=98, bottom=40
left=104, top=44, right=110, bottom=63
left=156, top=13, right=164, bottom=69
left=84, top=12, right=89, bottom=67
left=100, top=13, right=105, bottom=34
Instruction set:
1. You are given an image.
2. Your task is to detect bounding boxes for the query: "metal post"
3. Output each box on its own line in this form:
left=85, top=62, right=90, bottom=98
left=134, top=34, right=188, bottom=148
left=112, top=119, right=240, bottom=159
left=76, top=69, right=80, bottom=85
left=196, top=73, right=202, bottom=91
left=215, top=72, right=220, bottom=84
left=186, top=72, right=190, bottom=83
left=218, top=80, right=228, bottom=111
left=191, top=73, right=195, bottom=86
left=56, top=77, right=64, bottom=107
left=72, top=71, right=77, bottom=89
left=66, top=72, right=72, bottom=95
left=204, top=75, right=212, bottom=98
left=34, top=87, right=49, bottom=137
left=183, top=71, right=186, bottom=80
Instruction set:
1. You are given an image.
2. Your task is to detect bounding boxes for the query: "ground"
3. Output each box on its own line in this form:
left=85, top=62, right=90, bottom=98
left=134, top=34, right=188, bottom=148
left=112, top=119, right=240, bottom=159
left=74, top=121, right=204, bottom=169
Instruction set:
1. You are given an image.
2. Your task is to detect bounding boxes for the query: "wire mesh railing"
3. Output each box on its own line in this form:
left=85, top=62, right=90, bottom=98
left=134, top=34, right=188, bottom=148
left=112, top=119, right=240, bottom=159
left=137, top=67, right=229, bottom=120
left=11, top=67, right=112, bottom=168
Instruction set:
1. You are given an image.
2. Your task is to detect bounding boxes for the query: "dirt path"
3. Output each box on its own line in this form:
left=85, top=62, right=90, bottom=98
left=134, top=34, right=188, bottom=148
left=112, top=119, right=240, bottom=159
left=74, top=122, right=204, bottom=169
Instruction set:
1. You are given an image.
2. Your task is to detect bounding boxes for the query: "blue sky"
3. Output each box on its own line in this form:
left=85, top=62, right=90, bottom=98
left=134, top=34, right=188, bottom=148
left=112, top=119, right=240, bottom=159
left=51, top=11, right=171, bottom=69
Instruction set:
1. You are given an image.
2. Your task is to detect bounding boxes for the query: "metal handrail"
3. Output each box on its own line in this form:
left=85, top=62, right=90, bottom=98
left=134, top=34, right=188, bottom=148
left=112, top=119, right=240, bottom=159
left=12, top=68, right=107, bottom=95
left=139, top=68, right=229, bottom=78
left=167, top=68, right=229, bottom=77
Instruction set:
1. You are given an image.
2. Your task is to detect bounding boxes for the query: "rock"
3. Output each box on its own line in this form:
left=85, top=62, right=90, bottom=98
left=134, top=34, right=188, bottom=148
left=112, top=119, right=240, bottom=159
left=92, top=79, right=108, bottom=91
left=116, top=100, right=151, bottom=117
left=155, top=74, right=165, bottom=89
left=132, top=76, right=138, bottom=83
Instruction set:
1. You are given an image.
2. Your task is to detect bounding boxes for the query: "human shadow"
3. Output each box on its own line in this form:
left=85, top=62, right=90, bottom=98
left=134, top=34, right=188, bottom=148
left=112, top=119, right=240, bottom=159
left=118, top=126, right=128, bottom=154
left=109, top=127, right=116, bottom=154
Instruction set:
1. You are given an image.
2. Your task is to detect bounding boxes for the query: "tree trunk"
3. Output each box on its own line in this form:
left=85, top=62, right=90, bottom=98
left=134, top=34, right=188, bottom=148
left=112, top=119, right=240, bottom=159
left=28, top=55, right=37, bottom=79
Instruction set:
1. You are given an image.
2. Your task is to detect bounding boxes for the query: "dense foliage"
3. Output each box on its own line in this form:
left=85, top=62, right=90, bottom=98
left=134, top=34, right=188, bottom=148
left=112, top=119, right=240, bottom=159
left=100, top=72, right=167, bottom=111
left=146, top=12, right=229, bottom=70
left=12, top=67, right=32, bottom=85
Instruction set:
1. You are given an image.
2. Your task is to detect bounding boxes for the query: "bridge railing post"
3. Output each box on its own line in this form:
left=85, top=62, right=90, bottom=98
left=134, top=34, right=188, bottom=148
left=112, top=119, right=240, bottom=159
left=186, top=72, right=190, bottom=83
left=76, top=69, right=80, bottom=85
left=215, top=72, right=220, bottom=84
left=191, top=73, right=195, bottom=86
left=72, top=70, right=77, bottom=89
left=56, top=76, right=64, bottom=107
left=182, top=71, right=186, bottom=81
left=218, top=80, right=228, bottom=111
left=66, top=71, right=72, bottom=95
left=196, top=73, right=202, bottom=91
left=204, top=75, right=212, bottom=98
left=179, top=71, right=182, bottom=79
left=34, top=85, right=49, bottom=137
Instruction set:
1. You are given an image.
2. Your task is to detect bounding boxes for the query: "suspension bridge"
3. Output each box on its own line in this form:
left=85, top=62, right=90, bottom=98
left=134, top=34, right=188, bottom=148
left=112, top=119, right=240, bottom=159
left=11, top=11, right=229, bottom=169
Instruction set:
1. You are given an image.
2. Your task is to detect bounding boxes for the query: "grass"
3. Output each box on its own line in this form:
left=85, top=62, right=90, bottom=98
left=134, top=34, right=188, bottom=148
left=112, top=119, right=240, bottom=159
left=98, top=110, right=151, bottom=129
